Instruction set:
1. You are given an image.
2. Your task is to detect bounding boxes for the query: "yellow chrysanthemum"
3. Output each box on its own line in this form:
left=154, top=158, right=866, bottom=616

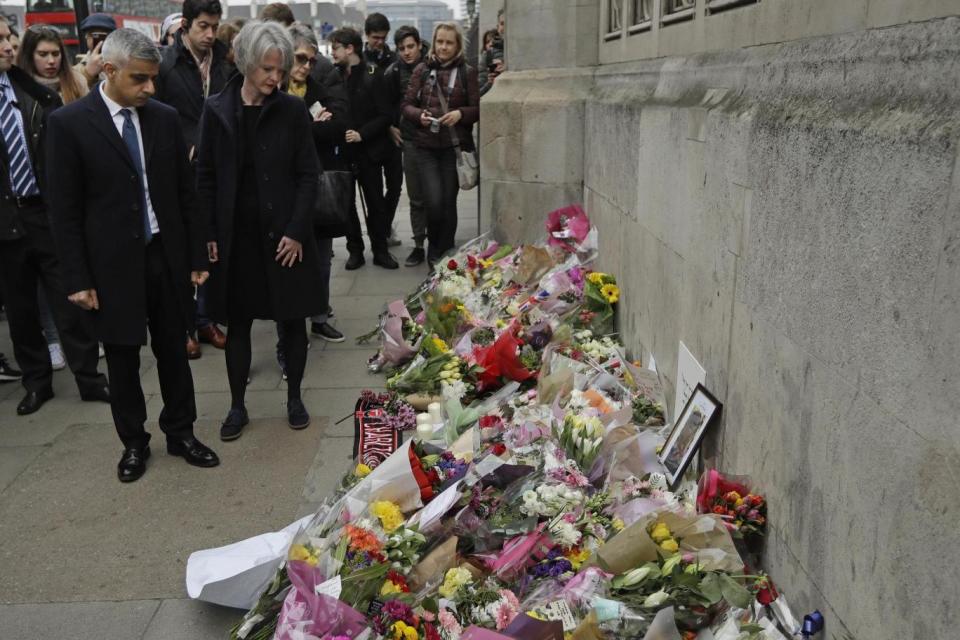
left=288, top=544, right=318, bottom=566
left=392, top=620, right=419, bottom=640
left=650, top=522, right=672, bottom=543
left=612, top=517, right=625, bottom=532
left=601, top=283, right=620, bottom=304
left=660, top=538, right=680, bottom=554
left=355, top=463, right=372, bottom=478
left=370, top=500, right=405, bottom=532
left=587, top=272, right=606, bottom=285
left=439, top=567, right=473, bottom=598
left=432, top=336, right=449, bottom=352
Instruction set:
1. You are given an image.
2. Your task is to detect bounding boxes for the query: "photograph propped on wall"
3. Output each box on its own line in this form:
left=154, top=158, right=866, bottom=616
left=659, top=383, right=722, bottom=487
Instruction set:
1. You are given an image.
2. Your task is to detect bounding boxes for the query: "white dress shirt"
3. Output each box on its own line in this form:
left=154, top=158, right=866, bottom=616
left=98, top=84, right=160, bottom=235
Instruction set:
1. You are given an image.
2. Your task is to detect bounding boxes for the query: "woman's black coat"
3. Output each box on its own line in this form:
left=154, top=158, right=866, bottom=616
left=196, top=75, right=322, bottom=323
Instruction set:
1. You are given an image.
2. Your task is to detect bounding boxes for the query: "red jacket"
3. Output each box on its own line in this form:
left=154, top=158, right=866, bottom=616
left=402, top=56, right=479, bottom=151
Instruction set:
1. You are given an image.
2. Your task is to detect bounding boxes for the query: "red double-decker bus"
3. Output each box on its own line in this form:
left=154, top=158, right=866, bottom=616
left=25, top=0, right=170, bottom=52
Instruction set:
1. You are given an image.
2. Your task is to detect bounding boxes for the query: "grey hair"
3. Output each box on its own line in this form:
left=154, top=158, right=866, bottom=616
left=234, top=20, right=293, bottom=77
left=288, top=23, right=318, bottom=51
left=101, top=28, right=162, bottom=67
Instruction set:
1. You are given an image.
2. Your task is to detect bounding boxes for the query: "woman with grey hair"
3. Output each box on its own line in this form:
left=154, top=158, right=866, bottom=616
left=196, top=20, right=322, bottom=440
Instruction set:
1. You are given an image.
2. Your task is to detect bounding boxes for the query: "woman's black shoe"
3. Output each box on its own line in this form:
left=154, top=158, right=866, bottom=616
left=310, top=321, right=345, bottom=343
left=220, top=407, right=249, bottom=441
left=287, top=398, right=310, bottom=430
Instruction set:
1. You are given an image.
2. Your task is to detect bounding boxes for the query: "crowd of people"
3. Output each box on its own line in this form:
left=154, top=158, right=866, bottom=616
left=0, top=2, right=507, bottom=483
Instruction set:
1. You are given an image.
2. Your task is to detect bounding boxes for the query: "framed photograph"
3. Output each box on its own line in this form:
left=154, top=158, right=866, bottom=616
left=658, top=383, right=722, bottom=487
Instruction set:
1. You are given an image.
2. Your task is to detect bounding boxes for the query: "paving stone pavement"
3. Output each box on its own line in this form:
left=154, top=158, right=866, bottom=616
left=0, top=190, right=481, bottom=638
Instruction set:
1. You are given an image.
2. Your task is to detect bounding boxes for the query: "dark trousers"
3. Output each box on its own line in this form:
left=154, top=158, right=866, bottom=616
left=0, top=212, right=105, bottom=395
left=402, top=140, right=427, bottom=247
left=103, top=237, right=196, bottom=449
left=194, top=282, right=212, bottom=330
left=412, top=146, right=460, bottom=260
left=311, top=236, right=333, bottom=324
left=382, top=145, right=404, bottom=231
left=346, top=158, right=389, bottom=255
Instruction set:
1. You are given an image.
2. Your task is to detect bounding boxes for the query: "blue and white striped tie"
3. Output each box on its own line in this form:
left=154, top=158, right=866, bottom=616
left=0, top=84, right=39, bottom=197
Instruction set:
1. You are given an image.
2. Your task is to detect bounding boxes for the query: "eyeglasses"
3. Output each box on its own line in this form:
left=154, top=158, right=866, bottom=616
left=294, top=53, right=318, bottom=67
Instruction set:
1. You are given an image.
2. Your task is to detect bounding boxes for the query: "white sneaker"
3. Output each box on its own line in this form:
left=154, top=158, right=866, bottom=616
left=49, top=343, right=66, bottom=371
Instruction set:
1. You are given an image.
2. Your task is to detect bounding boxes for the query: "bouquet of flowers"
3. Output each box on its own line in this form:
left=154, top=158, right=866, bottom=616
left=580, top=272, right=620, bottom=334
left=210, top=205, right=809, bottom=640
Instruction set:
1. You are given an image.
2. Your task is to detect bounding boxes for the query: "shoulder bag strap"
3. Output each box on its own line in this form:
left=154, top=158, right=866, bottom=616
left=435, top=67, right=461, bottom=149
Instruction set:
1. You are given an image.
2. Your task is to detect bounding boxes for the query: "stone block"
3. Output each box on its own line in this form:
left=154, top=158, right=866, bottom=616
left=0, top=446, right=44, bottom=493
left=141, top=599, right=239, bottom=640
left=300, top=436, right=355, bottom=506
left=866, top=0, right=960, bottom=29
left=0, top=600, right=159, bottom=639
left=724, top=304, right=960, bottom=639
left=506, top=0, right=599, bottom=70
left=484, top=180, right=584, bottom=244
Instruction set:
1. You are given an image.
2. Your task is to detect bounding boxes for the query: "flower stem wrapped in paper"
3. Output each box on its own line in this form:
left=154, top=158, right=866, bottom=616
left=591, top=508, right=754, bottom=632
left=368, top=300, right=425, bottom=373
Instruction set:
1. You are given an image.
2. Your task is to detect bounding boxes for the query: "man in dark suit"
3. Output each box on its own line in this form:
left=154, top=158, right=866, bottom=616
left=328, top=27, right=398, bottom=270
left=154, top=0, right=232, bottom=358
left=46, top=28, right=219, bottom=482
left=0, top=16, right=109, bottom=416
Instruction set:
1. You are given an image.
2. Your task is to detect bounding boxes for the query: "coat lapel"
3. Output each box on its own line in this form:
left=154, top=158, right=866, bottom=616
left=86, top=89, right=136, bottom=171
left=138, top=101, right=158, bottom=168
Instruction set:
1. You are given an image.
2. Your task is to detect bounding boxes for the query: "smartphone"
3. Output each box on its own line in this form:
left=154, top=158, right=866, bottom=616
left=309, top=102, right=324, bottom=119
left=90, top=33, right=108, bottom=49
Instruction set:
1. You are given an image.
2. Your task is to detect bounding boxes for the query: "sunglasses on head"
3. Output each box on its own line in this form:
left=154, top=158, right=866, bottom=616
left=294, top=53, right=317, bottom=67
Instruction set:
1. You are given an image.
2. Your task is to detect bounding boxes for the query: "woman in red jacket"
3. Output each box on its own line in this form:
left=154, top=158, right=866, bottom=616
left=401, top=22, right=479, bottom=269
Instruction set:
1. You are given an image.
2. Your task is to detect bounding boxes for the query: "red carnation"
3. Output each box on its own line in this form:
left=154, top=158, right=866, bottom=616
left=491, top=443, right=507, bottom=456
left=448, top=259, right=458, bottom=270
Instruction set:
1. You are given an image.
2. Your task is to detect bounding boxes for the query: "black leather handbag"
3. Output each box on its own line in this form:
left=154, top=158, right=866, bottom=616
left=314, top=170, right=353, bottom=231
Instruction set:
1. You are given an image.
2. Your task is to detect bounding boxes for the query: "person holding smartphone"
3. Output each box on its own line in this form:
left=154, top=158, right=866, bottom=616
left=73, top=14, right=116, bottom=90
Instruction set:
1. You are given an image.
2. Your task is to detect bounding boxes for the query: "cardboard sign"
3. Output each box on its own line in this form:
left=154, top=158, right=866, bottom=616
left=673, top=341, right=705, bottom=422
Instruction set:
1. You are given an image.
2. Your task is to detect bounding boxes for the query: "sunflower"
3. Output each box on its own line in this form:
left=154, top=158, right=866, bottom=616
left=601, top=283, right=620, bottom=304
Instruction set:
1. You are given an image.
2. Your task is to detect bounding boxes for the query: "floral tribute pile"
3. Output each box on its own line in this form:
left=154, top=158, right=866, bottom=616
left=230, top=206, right=809, bottom=640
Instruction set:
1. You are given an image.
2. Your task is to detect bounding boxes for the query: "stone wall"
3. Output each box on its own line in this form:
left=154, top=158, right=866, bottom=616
left=480, top=3, right=960, bottom=638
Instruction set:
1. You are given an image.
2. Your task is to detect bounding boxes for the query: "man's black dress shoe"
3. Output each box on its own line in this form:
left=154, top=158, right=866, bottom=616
left=373, top=252, right=399, bottom=269
left=17, top=388, right=54, bottom=415
left=80, top=384, right=111, bottom=404
left=345, top=253, right=365, bottom=270
left=220, top=407, right=249, bottom=441
left=118, top=445, right=150, bottom=483
left=166, top=436, right=220, bottom=467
